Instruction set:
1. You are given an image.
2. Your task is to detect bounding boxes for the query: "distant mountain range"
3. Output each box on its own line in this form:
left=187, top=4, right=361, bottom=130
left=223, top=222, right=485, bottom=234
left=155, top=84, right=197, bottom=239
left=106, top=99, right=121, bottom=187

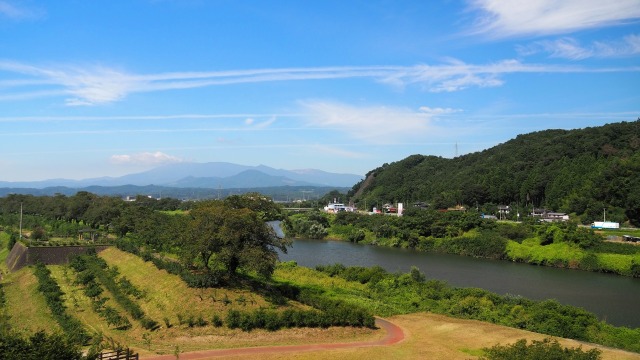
left=0, top=162, right=363, bottom=190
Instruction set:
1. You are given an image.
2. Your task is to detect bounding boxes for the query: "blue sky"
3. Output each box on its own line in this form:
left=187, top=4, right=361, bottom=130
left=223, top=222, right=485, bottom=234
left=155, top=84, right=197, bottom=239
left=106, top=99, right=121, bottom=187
left=1, top=0, right=639, bottom=182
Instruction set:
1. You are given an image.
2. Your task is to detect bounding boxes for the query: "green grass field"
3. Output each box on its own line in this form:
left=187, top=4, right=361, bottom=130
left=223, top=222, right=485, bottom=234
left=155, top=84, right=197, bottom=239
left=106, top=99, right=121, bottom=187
left=3, top=267, right=61, bottom=334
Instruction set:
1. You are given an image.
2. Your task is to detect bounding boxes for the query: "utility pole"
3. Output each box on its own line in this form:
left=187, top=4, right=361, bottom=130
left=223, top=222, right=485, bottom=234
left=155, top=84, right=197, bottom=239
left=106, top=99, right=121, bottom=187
left=19, top=202, right=23, bottom=241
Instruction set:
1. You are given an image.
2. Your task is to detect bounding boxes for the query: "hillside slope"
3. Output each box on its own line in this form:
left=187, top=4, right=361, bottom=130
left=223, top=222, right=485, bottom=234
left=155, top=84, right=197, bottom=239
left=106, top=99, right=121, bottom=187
left=350, top=120, right=640, bottom=225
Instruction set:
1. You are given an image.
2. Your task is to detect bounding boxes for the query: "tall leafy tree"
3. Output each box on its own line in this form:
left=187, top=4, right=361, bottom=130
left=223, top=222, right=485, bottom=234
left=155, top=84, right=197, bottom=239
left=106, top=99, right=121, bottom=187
left=224, top=192, right=283, bottom=221
left=181, top=201, right=226, bottom=269
left=181, top=201, right=289, bottom=278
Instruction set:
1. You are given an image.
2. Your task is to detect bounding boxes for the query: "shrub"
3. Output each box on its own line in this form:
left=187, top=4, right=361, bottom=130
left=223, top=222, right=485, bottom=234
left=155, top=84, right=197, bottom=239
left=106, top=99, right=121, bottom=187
left=481, top=338, right=601, bottom=360
left=195, top=315, right=208, bottom=327
left=211, top=314, right=223, bottom=327
left=579, top=253, right=601, bottom=272
left=225, top=310, right=241, bottom=328
left=7, top=232, right=17, bottom=250
left=0, top=330, right=84, bottom=360
left=347, top=229, right=366, bottom=243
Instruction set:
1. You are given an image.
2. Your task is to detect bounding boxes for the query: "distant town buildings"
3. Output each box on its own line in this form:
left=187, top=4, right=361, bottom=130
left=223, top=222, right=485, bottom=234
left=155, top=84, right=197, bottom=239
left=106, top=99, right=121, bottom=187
left=531, top=208, right=569, bottom=222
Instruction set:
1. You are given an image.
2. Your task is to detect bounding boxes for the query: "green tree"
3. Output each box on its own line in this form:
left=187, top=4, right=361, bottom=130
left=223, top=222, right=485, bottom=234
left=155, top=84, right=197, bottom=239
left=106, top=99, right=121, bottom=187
left=224, top=193, right=283, bottom=221
left=217, top=207, right=290, bottom=277
left=182, top=201, right=290, bottom=278
left=181, top=201, right=226, bottom=270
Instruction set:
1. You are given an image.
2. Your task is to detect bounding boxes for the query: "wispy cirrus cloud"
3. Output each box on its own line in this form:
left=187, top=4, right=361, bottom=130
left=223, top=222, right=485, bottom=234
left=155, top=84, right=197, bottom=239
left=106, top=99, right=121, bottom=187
left=467, top=0, right=640, bottom=38
left=309, top=144, right=366, bottom=159
left=419, top=106, right=463, bottom=115
left=109, top=151, right=184, bottom=165
left=244, top=116, right=276, bottom=129
left=0, top=1, right=43, bottom=20
left=1, top=59, right=638, bottom=106
left=300, top=100, right=453, bottom=143
left=517, top=34, right=640, bottom=60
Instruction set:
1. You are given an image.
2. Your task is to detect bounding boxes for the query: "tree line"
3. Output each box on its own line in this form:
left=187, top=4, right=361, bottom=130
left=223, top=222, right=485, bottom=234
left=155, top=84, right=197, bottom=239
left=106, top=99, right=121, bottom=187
left=1, top=192, right=290, bottom=281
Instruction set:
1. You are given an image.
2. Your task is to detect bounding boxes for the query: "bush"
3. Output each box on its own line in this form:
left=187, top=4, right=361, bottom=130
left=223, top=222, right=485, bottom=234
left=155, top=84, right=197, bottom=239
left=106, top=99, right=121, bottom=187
left=211, top=314, right=223, bottom=327
left=579, top=253, right=601, bottom=272
left=437, top=231, right=507, bottom=259
left=7, top=232, right=17, bottom=250
left=347, top=229, right=366, bottom=243
left=481, top=338, right=601, bottom=360
left=0, top=330, right=85, bottom=360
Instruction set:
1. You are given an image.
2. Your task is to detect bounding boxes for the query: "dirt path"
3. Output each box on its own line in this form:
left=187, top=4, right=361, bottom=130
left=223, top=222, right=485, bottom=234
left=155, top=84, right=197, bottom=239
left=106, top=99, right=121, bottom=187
left=141, top=317, right=404, bottom=360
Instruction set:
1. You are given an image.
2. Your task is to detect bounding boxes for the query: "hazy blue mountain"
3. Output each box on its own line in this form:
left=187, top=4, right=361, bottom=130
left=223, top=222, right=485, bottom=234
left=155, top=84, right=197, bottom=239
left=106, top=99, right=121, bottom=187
left=0, top=162, right=363, bottom=189
left=167, top=170, right=319, bottom=188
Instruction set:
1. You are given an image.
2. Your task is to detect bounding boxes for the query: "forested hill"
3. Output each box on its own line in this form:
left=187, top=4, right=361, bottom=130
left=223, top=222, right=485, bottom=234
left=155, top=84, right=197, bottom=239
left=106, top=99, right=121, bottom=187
left=349, top=120, right=640, bottom=226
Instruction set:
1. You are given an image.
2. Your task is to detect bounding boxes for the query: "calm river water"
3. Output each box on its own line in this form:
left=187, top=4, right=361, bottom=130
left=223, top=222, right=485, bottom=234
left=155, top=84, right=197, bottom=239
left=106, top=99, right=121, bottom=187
left=278, top=238, right=640, bottom=328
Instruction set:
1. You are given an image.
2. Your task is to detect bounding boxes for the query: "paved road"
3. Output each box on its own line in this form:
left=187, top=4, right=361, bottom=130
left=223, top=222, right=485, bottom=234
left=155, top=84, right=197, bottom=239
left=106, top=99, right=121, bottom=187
left=142, top=317, right=404, bottom=360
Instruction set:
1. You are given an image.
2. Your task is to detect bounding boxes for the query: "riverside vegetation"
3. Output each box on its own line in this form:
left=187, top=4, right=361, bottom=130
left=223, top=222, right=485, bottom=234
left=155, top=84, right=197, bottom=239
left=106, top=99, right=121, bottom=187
left=284, top=209, right=640, bottom=277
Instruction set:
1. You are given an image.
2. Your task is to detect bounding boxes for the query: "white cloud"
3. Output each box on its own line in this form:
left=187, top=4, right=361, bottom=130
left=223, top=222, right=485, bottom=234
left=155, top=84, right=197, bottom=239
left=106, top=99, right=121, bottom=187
left=1, top=60, right=637, bottom=106
left=0, top=1, right=42, bottom=20
left=253, top=116, right=276, bottom=129
left=109, top=151, right=184, bottom=165
left=419, top=106, right=463, bottom=115
left=468, top=0, right=640, bottom=38
left=244, top=116, right=275, bottom=129
left=517, top=38, right=593, bottom=59
left=594, top=34, right=640, bottom=57
left=309, top=144, right=366, bottom=159
left=518, top=34, right=640, bottom=59
left=300, top=100, right=435, bottom=143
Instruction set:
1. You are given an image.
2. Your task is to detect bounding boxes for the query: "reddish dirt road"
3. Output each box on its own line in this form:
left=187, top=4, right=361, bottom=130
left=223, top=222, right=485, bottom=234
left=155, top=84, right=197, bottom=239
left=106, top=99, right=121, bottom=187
left=142, top=317, right=404, bottom=360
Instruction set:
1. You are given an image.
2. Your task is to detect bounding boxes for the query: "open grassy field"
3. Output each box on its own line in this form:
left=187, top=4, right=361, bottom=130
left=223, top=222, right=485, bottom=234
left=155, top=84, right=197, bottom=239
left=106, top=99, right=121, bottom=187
left=2, top=266, right=61, bottom=334
left=209, top=313, right=640, bottom=360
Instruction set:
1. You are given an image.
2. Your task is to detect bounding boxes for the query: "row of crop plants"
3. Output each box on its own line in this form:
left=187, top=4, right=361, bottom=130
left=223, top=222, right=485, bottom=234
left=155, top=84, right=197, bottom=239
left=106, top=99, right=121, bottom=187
left=32, top=263, right=91, bottom=344
left=0, top=280, right=9, bottom=331
left=114, top=238, right=376, bottom=331
left=69, top=252, right=158, bottom=330
left=68, top=256, right=132, bottom=330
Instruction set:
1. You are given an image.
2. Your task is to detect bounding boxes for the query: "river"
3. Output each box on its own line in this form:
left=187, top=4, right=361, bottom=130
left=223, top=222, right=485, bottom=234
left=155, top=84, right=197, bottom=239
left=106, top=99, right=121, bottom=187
left=278, top=238, right=640, bottom=328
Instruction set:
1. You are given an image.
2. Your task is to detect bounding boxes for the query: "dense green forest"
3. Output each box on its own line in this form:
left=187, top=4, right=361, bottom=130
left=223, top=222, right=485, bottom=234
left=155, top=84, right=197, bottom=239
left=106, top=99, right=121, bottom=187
left=349, top=120, right=640, bottom=226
